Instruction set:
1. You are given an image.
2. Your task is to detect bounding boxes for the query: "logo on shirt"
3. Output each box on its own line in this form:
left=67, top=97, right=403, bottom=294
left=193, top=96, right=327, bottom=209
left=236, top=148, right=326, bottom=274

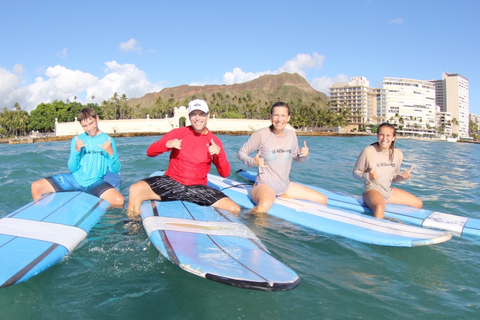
left=273, top=149, right=291, bottom=154
left=376, top=163, right=395, bottom=168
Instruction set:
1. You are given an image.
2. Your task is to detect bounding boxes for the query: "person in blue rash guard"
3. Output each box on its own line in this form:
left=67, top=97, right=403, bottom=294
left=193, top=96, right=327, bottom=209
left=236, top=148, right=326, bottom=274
left=31, top=108, right=124, bottom=208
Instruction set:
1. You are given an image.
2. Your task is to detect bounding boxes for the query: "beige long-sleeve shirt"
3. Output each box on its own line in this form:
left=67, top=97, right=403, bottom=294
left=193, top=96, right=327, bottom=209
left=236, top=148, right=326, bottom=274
left=237, top=127, right=305, bottom=195
left=352, top=144, right=406, bottom=199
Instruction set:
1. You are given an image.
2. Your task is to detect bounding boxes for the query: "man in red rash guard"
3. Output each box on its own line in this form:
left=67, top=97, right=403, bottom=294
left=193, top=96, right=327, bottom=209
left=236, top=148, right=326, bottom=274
left=127, top=99, right=241, bottom=217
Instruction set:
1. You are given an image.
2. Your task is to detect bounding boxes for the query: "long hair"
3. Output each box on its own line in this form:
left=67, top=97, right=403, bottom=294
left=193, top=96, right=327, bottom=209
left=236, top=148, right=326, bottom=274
left=269, top=101, right=290, bottom=132
left=373, top=122, right=396, bottom=161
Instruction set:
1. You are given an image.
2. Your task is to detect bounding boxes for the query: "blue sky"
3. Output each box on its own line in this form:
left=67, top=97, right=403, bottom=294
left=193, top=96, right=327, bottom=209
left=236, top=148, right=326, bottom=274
left=1, top=0, right=479, bottom=114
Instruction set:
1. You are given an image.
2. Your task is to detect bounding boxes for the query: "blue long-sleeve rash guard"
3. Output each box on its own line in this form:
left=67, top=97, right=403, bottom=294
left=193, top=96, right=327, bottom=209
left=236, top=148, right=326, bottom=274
left=67, top=132, right=121, bottom=187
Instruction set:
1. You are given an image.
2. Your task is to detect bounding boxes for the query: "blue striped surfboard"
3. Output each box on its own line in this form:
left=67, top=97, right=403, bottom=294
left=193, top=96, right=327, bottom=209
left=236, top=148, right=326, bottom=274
left=236, top=169, right=480, bottom=238
left=0, top=192, right=110, bottom=287
left=207, top=172, right=452, bottom=247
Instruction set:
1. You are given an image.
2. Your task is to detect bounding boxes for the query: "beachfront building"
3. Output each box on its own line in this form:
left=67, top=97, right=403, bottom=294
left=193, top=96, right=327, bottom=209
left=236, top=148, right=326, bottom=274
left=431, top=73, right=469, bottom=138
left=374, top=88, right=387, bottom=123
left=382, top=77, right=437, bottom=137
left=470, top=113, right=480, bottom=135
left=436, top=109, right=453, bottom=137
left=329, top=77, right=377, bottom=130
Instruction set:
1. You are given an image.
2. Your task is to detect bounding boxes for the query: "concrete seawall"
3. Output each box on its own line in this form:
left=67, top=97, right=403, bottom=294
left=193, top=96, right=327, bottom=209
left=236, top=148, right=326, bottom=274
left=55, top=117, right=276, bottom=137
left=55, top=105, right=279, bottom=136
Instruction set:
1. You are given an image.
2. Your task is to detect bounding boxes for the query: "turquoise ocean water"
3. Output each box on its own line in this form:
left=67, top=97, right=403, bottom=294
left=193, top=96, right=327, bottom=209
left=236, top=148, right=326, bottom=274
left=1, top=135, right=479, bottom=320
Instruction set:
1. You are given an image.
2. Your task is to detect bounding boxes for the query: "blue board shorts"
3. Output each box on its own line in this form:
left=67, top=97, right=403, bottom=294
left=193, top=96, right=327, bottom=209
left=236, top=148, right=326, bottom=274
left=143, top=175, right=228, bottom=206
left=46, top=173, right=118, bottom=198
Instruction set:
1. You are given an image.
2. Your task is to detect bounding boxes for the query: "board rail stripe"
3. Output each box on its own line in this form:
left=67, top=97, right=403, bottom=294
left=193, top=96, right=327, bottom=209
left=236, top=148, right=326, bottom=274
left=74, top=199, right=105, bottom=227
left=180, top=202, right=274, bottom=287
left=7, top=192, right=75, bottom=219
left=150, top=200, right=180, bottom=265
left=0, top=218, right=87, bottom=251
left=1, top=244, right=59, bottom=288
left=213, top=207, right=271, bottom=254
left=142, top=216, right=258, bottom=239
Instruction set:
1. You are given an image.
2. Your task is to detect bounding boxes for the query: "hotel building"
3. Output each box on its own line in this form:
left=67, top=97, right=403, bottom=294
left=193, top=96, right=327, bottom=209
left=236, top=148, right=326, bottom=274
left=431, top=73, right=469, bottom=137
left=382, top=77, right=437, bottom=136
left=329, top=77, right=377, bottom=129
left=329, top=73, right=469, bottom=137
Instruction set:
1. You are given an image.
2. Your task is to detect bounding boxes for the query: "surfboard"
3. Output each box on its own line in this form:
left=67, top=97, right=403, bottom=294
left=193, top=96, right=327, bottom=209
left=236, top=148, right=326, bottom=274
left=207, top=173, right=452, bottom=247
left=0, top=191, right=110, bottom=288
left=236, top=170, right=480, bottom=237
left=139, top=172, right=300, bottom=291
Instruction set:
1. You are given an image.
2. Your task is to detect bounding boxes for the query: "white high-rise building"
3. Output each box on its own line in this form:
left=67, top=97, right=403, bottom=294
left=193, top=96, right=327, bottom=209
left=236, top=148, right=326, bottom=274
left=329, top=77, right=377, bottom=128
left=432, top=73, right=469, bottom=137
left=382, top=77, right=437, bottom=136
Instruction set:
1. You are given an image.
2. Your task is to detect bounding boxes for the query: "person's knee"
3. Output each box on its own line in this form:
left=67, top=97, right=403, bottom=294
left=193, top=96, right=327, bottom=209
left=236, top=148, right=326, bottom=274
left=230, top=203, right=241, bottom=214
left=373, top=205, right=386, bottom=219
left=414, top=198, right=423, bottom=209
left=128, top=182, right=143, bottom=198
left=111, top=194, right=125, bottom=207
left=31, top=179, right=49, bottom=199
left=31, top=179, right=43, bottom=191
left=255, top=200, right=273, bottom=213
left=318, top=193, right=328, bottom=205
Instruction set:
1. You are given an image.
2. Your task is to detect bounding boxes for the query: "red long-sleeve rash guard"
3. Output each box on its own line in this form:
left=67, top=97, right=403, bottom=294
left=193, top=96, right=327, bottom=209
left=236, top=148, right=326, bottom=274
left=146, top=126, right=231, bottom=185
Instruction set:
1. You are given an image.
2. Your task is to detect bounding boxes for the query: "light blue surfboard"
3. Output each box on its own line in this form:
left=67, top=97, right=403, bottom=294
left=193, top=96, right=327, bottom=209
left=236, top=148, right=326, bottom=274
left=0, top=192, right=110, bottom=288
left=207, top=173, right=452, bottom=247
left=236, top=170, right=480, bottom=238
left=139, top=172, right=300, bottom=291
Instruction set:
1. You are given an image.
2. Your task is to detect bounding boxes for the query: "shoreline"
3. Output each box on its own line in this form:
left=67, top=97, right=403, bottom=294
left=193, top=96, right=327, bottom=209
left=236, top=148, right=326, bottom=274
left=0, top=131, right=372, bottom=145
left=2, top=131, right=478, bottom=145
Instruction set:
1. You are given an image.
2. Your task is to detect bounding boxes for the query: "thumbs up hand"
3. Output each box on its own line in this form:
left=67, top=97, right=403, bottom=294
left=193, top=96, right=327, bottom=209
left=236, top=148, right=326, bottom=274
left=299, top=141, right=309, bottom=158
left=208, top=139, right=221, bottom=156
left=253, top=150, right=267, bottom=167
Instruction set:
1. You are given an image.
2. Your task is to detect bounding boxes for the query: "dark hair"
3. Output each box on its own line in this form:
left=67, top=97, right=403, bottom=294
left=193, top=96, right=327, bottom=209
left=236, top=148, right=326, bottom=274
left=270, top=101, right=290, bottom=115
left=78, top=108, right=98, bottom=122
left=374, top=122, right=396, bottom=160
left=269, top=102, right=290, bottom=132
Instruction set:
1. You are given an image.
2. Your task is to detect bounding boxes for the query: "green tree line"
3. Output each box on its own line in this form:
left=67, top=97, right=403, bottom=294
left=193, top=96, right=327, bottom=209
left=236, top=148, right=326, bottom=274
left=1, top=92, right=352, bottom=137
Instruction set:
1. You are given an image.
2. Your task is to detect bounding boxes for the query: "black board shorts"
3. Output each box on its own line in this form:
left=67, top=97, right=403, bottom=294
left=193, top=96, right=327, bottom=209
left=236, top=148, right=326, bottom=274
left=143, top=175, right=228, bottom=206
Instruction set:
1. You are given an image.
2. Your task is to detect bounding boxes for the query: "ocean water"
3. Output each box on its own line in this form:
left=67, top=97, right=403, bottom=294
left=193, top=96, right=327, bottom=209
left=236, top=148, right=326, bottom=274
left=1, top=135, right=479, bottom=320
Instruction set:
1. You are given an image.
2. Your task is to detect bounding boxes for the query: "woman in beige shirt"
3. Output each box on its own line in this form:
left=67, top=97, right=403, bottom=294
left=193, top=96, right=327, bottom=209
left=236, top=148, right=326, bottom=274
left=353, top=123, right=422, bottom=219
left=237, top=102, right=327, bottom=213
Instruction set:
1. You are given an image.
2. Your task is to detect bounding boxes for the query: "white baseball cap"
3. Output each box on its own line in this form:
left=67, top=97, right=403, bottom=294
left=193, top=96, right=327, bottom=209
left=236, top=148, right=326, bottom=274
left=187, top=99, right=209, bottom=114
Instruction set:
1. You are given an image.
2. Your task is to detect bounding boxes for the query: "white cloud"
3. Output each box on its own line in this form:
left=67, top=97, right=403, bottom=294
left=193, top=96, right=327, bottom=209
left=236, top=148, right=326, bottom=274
left=120, top=38, right=142, bottom=53
left=277, top=52, right=325, bottom=77
left=388, top=18, right=404, bottom=24
left=0, top=52, right=344, bottom=114
left=0, top=61, right=162, bottom=112
left=223, top=53, right=326, bottom=85
left=0, top=67, right=23, bottom=105
left=57, top=48, right=68, bottom=59
left=223, top=67, right=270, bottom=85
left=13, top=64, right=24, bottom=74
left=90, top=61, right=160, bottom=102
left=222, top=52, right=344, bottom=94
left=310, top=74, right=349, bottom=94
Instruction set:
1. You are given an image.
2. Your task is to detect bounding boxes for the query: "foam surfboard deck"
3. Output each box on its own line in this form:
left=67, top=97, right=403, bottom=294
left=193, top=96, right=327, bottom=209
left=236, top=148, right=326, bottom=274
left=0, top=192, right=110, bottom=288
left=140, top=172, right=300, bottom=291
left=237, top=170, right=480, bottom=237
left=207, top=173, right=452, bottom=247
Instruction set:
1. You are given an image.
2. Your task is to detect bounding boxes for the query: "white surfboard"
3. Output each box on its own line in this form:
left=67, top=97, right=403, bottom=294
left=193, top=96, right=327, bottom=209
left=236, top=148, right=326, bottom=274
left=139, top=172, right=300, bottom=291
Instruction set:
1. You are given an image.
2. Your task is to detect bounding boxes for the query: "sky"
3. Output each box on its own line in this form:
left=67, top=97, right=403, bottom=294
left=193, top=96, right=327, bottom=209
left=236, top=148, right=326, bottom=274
left=1, top=0, right=479, bottom=114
